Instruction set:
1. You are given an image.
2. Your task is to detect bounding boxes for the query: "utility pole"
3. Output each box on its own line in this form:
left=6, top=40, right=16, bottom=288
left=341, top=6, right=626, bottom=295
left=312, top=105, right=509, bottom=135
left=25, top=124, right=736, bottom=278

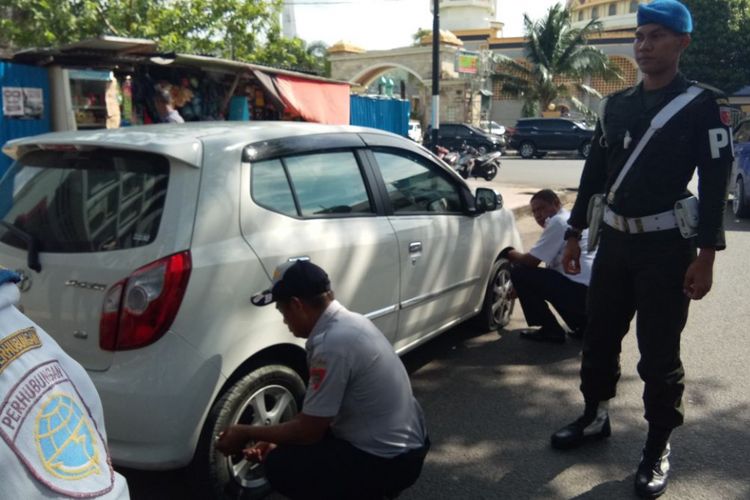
left=431, top=0, right=440, bottom=151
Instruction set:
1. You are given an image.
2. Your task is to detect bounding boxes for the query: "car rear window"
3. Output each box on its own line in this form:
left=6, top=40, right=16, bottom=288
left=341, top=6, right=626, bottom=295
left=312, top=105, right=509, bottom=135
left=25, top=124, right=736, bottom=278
left=0, top=148, right=169, bottom=253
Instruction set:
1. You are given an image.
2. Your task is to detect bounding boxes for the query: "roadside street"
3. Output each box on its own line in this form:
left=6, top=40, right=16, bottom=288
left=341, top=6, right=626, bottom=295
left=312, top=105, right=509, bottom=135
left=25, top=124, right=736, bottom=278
left=120, top=185, right=749, bottom=500
left=399, top=206, right=750, bottom=500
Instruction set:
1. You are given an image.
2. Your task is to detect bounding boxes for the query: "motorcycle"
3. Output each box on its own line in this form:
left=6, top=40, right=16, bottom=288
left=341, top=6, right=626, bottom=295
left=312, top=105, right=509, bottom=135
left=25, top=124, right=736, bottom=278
left=434, top=145, right=460, bottom=168
left=455, top=144, right=500, bottom=181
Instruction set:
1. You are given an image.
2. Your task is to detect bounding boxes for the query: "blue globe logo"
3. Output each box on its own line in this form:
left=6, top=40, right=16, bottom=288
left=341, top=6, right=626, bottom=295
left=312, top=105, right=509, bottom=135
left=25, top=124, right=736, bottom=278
left=35, top=393, right=101, bottom=480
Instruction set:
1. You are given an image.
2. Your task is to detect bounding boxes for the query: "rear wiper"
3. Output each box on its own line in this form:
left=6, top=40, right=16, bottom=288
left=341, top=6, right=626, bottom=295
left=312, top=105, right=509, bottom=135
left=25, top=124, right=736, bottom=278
left=0, top=221, right=41, bottom=273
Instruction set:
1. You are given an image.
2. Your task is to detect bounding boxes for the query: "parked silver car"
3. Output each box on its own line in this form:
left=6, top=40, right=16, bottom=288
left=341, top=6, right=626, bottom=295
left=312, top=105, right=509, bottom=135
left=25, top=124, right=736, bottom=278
left=0, top=122, right=521, bottom=497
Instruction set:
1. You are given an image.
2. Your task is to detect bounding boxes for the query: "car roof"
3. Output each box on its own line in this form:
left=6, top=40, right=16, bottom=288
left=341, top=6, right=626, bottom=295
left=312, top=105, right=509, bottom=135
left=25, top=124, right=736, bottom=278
left=2, top=122, right=392, bottom=168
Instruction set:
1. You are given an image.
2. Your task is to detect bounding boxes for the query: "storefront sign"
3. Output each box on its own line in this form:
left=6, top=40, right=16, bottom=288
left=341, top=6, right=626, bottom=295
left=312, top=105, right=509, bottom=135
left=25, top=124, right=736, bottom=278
left=2, top=86, right=44, bottom=118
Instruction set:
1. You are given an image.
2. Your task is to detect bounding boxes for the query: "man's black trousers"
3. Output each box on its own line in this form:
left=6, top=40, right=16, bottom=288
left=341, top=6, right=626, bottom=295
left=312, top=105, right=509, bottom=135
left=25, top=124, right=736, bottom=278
left=581, top=226, right=696, bottom=430
left=510, top=264, right=588, bottom=333
left=264, top=435, right=429, bottom=499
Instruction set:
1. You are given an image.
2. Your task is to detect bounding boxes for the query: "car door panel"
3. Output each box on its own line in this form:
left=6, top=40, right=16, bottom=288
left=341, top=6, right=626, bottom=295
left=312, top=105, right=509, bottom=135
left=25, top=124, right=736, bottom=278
left=240, top=150, right=400, bottom=342
left=368, top=149, right=484, bottom=350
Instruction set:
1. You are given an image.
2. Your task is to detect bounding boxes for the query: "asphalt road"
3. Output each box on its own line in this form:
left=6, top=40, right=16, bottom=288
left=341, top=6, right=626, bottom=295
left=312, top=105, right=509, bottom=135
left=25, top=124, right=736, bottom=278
left=397, top=207, right=750, bottom=500
left=121, top=191, right=749, bottom=500
left=494, top=155, right=587, bottom=190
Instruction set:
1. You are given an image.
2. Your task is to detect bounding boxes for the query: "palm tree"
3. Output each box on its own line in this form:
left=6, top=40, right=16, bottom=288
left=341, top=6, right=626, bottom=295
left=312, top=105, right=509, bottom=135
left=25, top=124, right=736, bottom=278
left=493, top=3, right=621, bottom=117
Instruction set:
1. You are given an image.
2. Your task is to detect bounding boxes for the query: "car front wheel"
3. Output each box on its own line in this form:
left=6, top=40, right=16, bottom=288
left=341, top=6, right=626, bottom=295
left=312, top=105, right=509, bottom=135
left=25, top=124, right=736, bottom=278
left=733, top=176, right=750, bottom=218
left=196, top=364, right=306, bottom=499
left=519, top=142, right=536, bottom=159
left=474, top=259, right=514, bottom=331
left=579, top=142, right=592, bottom=159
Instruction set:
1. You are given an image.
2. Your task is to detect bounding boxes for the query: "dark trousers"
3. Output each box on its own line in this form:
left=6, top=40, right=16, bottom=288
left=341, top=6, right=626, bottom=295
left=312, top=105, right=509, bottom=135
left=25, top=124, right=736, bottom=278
left=581, top=226, right=695, bottom=429
left=510, top=264, right=588, bottom=332
left=264, top=435, right=430, bottom=500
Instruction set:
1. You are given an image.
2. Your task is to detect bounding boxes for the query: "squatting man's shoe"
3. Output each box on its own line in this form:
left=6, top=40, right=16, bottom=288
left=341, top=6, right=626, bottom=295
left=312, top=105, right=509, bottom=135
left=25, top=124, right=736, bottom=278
left=551, top=401, right=610, bottom=449
left=634, top=443, right=670, bottom=498
left=519, top=326, right=566, bottom=344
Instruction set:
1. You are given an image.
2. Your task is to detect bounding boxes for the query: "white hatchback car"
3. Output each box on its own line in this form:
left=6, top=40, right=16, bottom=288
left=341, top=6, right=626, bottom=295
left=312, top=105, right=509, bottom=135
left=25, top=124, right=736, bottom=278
left=1, top=122, right=520, bottom=497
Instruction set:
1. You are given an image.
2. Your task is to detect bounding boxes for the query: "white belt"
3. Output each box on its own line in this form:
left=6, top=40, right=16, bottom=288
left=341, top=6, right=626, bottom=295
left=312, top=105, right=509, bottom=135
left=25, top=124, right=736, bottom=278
left=603, top=206, right=678, bottom=234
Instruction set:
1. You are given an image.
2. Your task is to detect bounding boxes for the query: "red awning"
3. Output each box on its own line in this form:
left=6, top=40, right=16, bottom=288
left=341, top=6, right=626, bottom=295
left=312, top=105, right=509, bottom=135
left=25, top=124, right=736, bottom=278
left=273, top=74, right=350, bottom=125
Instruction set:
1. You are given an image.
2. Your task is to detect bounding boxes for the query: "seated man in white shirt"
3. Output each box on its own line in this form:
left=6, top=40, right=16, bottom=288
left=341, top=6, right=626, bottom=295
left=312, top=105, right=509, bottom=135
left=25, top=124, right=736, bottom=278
left=503, top=189, right=596, bottom=343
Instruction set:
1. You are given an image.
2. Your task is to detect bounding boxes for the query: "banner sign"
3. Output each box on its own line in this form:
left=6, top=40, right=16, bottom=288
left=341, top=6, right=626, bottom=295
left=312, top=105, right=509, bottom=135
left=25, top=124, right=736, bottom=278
left=2, top=87, right=44, bottom=118
left=456, top=51, right=480, bottom=75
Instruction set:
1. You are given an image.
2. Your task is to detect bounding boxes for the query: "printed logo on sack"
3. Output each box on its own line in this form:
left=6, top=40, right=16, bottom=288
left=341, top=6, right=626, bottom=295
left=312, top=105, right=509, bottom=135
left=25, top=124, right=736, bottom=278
left=0, top=361, right=114, bottom=497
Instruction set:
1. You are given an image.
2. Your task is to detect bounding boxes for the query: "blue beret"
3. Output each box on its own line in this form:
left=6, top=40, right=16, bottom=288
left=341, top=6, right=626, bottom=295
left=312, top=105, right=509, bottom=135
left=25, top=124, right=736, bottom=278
left=638, top=0, right=693, bottom=34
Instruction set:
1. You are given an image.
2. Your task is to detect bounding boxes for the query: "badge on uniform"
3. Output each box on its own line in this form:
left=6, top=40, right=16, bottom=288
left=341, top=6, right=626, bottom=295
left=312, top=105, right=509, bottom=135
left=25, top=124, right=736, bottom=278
left=309, top=359, right=327, bottom=391
left=0, top=361, right=115, bottom=497
left=719, top=106, right=732, bottom=127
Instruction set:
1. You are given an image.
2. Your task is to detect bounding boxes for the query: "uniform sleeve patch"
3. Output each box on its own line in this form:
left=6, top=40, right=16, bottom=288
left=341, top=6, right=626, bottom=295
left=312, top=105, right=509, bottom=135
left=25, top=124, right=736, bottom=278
left=720, top=106, right=733, bottom=127
left=0, top=360, right=115, bottom=497
left=309, top=359, right=327, bottom=391
left=0, top=327, right=42, bottom=375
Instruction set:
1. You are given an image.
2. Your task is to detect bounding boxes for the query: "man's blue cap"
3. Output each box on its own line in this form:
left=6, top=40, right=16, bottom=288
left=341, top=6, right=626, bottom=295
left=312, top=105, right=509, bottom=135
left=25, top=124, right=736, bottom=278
left=638, top=0, right=693, bottom=34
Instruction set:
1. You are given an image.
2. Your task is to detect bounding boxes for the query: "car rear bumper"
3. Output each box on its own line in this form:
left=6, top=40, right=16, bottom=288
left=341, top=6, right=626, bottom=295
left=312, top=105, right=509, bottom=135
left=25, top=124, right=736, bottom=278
left=89, top=330, right=225, bottom=470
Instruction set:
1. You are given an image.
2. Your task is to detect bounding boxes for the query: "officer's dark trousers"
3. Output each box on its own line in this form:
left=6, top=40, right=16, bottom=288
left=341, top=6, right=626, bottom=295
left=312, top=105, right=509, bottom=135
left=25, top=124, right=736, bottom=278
left=581, top=225, right=696, bottom=430
left=510, top=264, right=588, bottom=332
left=264, top=434, right=430, bottom=499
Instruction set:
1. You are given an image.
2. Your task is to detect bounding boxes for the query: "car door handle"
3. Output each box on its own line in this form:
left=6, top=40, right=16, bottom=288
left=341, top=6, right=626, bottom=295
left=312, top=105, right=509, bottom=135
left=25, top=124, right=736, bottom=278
left=409, top=242, right=422, bottom=253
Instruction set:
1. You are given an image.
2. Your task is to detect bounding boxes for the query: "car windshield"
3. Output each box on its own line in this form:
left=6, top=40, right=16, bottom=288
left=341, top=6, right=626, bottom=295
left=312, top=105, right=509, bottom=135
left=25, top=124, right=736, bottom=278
left=0, top=148, right=169, bottom=253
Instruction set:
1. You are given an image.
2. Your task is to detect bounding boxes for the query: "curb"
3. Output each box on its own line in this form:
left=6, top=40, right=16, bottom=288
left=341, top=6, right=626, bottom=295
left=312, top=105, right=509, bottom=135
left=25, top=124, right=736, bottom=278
left=510, top=189, right=579, bottom=219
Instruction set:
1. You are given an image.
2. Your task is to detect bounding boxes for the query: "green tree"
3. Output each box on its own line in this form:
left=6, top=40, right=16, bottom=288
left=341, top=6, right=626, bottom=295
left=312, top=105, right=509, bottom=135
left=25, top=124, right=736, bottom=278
left=0, top=0, right=328, bottom=73
left=680, top=0, right=750, bottom=94
left=492, top=2, right=620, bottom=117
left=411, top=28, right=431, bottom=46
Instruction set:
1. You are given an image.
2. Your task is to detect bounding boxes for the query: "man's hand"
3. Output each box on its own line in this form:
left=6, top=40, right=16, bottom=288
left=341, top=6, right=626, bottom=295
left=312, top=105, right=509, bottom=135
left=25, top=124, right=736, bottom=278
left=683, top=249, right=715, bottom=300
left=215, top=425, right=252, bottom=457
left=243, top=441, right=277, bottom=463
left=562, top=238, right=582, bottom=275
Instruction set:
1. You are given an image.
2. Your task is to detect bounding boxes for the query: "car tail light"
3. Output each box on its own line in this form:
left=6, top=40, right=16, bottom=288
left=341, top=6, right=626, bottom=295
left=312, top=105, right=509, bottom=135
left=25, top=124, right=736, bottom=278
left=506, top=127, right=516, bottom=136
left=100, top=251, right=191, bottom=351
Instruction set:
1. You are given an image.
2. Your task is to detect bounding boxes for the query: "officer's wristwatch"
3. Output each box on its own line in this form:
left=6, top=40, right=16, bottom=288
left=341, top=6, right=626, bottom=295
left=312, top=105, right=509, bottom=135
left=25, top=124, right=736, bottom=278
left=563, top=227, right=582, bottom=241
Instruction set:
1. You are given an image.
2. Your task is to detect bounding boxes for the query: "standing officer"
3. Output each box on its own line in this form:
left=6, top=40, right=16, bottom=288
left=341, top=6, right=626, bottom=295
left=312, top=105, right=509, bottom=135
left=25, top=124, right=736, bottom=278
left=550, top=1, right=733, bottom=498
left=216, top=260, right=429, bottom=499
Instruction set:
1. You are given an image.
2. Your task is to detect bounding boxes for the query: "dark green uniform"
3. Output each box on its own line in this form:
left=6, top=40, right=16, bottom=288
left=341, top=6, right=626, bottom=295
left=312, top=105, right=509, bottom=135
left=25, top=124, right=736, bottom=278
left=569, top=73, right=733, bottom=430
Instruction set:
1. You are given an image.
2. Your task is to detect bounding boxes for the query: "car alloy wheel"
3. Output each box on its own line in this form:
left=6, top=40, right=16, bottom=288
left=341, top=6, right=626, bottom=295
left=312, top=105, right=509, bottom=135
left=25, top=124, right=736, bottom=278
left=199, top=364, right=305, bottom=498
left=519, top=142, right=536, bottom=159
left=474, top=259, right=514, bottom=331
left=580, top=142, right=592, bottom=159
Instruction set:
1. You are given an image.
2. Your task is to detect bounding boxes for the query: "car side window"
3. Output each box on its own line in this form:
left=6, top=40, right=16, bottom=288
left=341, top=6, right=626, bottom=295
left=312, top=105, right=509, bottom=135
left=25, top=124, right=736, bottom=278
left=251, top=151, right=374, bottom=217
left=251, top=158, right=298, bottom=216
left=373, top=151, right=462, bottom=214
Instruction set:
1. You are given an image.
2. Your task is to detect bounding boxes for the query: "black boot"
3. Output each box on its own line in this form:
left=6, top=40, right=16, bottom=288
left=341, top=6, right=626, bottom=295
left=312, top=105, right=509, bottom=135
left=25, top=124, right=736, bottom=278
left=634, top=443, right=670, bottom=498
left=551, top=401, right=610, bottom=450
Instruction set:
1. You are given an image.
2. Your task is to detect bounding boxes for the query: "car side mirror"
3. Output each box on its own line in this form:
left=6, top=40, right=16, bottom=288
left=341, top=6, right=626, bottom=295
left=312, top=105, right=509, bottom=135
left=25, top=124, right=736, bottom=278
left=475, top=188, right=502, bottom=213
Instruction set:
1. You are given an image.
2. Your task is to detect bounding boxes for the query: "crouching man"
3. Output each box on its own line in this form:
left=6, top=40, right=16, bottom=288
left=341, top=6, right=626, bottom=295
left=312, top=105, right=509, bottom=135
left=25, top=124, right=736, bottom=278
left=216, top=260, right=429, bottom=499
left=503, top=189, right=596, bottom=343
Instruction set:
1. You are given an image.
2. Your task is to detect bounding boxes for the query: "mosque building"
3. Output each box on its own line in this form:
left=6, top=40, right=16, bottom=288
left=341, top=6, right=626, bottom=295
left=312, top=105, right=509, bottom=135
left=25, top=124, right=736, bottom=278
left=328, top=1, right=650, bottom=127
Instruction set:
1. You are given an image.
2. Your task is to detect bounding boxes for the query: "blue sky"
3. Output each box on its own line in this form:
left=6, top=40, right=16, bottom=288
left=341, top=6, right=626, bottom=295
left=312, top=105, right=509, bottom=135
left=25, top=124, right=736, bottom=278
left=290, top=0, right=562, bottom=50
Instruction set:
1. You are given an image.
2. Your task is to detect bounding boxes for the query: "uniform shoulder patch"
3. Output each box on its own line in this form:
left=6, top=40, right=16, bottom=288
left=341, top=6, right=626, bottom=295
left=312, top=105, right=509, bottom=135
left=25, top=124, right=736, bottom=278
left=0, top=327, right=42, bottom=375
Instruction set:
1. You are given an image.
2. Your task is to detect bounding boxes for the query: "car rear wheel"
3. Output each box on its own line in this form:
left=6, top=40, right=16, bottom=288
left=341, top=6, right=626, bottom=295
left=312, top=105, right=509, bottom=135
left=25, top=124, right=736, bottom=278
left=733, top=177, right=750, bottom=218
left=474, top=259, right=514, bottom=331
left=579, top=142, right=592, bottom=159
left=519, top=142, right=536, bottom=159
left=195, top=364, right=305, bottom=499
left=477, top=145, right=489, bottom=155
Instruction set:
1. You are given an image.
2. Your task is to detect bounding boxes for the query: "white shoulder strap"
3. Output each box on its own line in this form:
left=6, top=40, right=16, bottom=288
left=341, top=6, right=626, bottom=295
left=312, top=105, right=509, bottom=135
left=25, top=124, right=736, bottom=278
left=607, top=85, right=704, bottom=203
